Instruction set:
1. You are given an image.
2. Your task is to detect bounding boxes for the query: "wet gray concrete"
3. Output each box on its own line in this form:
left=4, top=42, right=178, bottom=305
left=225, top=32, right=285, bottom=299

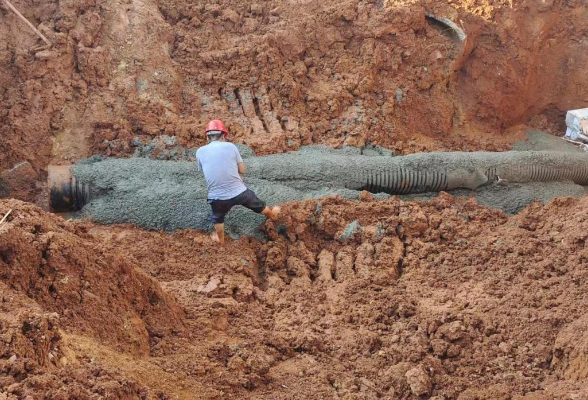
left=71, top=131, right=588, bottom=238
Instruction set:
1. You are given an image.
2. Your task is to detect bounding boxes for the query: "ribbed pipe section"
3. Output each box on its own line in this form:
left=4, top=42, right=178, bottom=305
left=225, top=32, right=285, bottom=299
left=55, top=150, right=588, bottom=212
left=351, top=168, right=449, bottom=195
left=486, top=163, right=588, bottom=186
left=346, top=153, right=588, bottom=195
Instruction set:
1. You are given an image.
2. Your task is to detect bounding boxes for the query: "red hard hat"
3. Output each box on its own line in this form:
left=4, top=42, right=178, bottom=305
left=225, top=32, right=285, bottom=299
left=205, top=120, right=229, bottom=137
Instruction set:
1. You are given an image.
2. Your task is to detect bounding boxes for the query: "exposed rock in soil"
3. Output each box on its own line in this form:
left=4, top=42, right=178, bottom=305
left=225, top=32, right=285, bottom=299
left=406, top=365, right=433, bottom=397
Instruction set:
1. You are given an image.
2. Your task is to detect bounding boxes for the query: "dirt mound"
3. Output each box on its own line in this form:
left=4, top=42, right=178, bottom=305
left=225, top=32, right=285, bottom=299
left=3, top=194, right=588, bottom=398
left=2, top=0, right=588, bottom=202
left=0, top=199, right=185, bottom=356
left=2, top=354, right=154, bottom=400
left=34, top=193, right=582, bottom=399
left=0, top=199, right=188, bottom=398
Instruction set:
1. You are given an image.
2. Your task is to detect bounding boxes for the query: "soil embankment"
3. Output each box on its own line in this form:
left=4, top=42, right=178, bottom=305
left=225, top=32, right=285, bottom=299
left=3, top=195, right=588, bottom=398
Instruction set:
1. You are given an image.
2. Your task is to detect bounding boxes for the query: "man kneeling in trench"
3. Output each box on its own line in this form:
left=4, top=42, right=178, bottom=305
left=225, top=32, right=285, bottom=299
left=196, top=120, right=280, bottom=245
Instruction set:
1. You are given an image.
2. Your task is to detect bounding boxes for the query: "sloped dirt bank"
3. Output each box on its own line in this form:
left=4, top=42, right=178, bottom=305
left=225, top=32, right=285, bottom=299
left=0, top=199, right=186, bottom=399
left=1, top=0, right=587, bottom=191
left=4, top=195, right=588, bottom=398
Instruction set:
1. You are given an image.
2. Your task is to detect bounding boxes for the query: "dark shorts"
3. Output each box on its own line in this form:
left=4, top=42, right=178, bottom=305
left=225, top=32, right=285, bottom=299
left=208, top=189, right=266, bottom=224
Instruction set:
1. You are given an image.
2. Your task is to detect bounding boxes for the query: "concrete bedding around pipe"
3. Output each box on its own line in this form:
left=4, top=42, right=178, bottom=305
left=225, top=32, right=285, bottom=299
left=251, top=149, right=588, bottom=190
left=71, top=144, right=588, bottom=238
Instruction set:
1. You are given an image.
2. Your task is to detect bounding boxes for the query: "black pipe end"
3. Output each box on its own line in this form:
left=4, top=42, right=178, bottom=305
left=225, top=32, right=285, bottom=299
left=48, top=166, right=90, bottom=212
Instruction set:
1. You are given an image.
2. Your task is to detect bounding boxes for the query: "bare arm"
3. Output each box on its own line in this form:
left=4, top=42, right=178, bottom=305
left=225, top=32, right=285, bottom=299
left=238, top=162, right=246, bottom=175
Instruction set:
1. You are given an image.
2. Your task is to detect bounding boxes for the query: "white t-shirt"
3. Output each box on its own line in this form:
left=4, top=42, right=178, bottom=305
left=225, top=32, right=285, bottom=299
left=196, top=141, right=247, bottom=200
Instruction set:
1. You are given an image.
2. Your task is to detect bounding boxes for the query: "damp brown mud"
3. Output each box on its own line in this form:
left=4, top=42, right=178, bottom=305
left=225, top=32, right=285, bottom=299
left=4, top=193, right=588, bottom=399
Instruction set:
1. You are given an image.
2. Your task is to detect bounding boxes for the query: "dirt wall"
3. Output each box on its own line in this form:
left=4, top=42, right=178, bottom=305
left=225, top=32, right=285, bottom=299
left=1, top=0, right=587, bottom=195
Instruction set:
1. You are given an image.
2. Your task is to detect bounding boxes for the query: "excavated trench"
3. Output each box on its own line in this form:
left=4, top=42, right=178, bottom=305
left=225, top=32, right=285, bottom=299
left=48, top=133, right=588, bottom=238
left=4, top=0, right=588, bottom=398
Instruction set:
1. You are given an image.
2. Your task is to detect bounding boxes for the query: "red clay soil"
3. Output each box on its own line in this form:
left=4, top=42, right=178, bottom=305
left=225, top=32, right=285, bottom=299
left=2, top=0, right=588, bottom=201
left=2, top=0, right=588, bottom=397
left=0, top=199, right=185, bottom=399
left=3, top=195, right=588, bottom=399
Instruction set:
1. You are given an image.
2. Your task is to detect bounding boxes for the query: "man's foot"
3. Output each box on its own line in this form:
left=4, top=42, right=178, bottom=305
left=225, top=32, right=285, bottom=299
left=262, top=206, right=281, bottom=221
left=270, top=206, right=281, bottom=220
left=211, top=231, right=225, bottom=246
left=212, top=223, right=226, bottom=246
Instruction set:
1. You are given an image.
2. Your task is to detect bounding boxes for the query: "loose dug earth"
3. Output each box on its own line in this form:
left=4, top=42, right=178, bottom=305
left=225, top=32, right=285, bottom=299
left=2, top=0, right=588, bottom=398
left=3, top=194, right=588, bottom=399
left=0, top=199, right=185, bottom=398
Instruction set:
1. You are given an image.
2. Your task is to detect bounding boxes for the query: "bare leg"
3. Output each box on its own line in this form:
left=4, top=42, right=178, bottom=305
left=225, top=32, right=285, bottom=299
left=261, top=206, right=281, bottom=220
left=211, top=223, right=225, bottom=246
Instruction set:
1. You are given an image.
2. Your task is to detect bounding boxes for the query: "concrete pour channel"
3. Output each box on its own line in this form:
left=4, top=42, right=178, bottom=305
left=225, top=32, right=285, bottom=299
left=48, top=132, right=588, bottom=239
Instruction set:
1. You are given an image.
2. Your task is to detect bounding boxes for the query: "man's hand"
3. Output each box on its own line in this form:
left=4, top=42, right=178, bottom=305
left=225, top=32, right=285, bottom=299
left=238, top=162, right=246, bottom=175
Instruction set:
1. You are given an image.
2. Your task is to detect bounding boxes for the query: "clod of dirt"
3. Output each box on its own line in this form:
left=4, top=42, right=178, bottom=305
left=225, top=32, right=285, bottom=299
left=0, top=161, right=38, bottom=203
left=406, top=365, right=433, bottom=397
left=552, top=314, right=588, bottom=382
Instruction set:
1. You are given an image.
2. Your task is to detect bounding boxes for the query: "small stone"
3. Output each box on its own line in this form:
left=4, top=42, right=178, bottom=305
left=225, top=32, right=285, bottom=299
left=194, top=365, right=206, bottom=375
left=197, top=276, right=220, bottom=294
left=405, top=365, right=432, bottom=397
left=250, top=3, right=263, bottom=15
left=1, top=333, right=13, bottom=344
left=338, top=220, right=361, bottom=242
left=7, top=383, right=19, bottom=393
left=161, top=135, right=177, bottom=146
left=59, top=356, right=68, bottom=367
left=499, top=341, right=512, bottom=354
left=8, top=354, right=17, bottom=363
left=431, top=50, right=443, bottom=60
left=446, top=344, right=461, bottom=358
left=431, top=338, right=449, bottom=357
left=35, top=50, right=58, bottom=60
left=437, top=320, right=466, bottom=341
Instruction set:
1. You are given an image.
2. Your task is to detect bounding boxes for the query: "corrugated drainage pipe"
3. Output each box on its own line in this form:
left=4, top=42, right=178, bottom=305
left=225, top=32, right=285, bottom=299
left=342, top=152, right=588, bottom=195
left=48, top=151, right=588, bottom=210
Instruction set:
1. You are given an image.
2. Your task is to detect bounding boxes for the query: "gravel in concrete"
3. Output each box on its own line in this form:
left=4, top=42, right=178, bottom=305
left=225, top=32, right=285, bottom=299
left=71, top=131, right=588, bottom=238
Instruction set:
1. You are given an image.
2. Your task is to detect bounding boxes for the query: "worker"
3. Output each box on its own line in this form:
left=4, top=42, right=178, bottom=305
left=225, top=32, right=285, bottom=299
left=196, top=120, right=280, bottom=245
